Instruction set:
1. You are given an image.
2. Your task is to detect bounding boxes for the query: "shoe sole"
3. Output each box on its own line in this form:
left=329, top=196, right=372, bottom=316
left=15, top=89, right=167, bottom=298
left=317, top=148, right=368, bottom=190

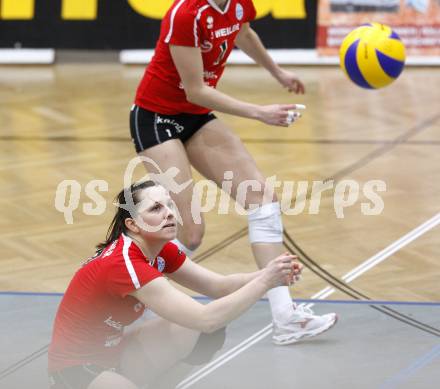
left=273, top=314, right=339, bottom=346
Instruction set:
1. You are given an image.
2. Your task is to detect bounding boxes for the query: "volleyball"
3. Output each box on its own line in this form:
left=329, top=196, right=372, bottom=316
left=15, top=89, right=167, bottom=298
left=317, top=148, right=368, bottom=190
left=339, top=23, right=406, bottom=89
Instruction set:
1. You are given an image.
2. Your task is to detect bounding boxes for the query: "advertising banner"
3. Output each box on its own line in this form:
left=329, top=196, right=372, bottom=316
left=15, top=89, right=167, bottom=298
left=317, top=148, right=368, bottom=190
left=317, top=0, right=440, bottom=56
left=0, top=0, right=317, bottom=50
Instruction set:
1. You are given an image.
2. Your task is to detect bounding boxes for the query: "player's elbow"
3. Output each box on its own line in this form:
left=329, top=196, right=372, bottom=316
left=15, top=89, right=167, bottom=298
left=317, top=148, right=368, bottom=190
left=199, top=320, right=222, bottom=334
left=184, top=86, right=205, bottom=105
left=198, top=309, right=224, bottom=334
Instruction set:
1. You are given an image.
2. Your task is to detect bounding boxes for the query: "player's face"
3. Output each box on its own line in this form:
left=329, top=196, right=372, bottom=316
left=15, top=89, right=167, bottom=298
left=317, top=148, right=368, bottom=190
left=135, top=186, right=177, bottom=240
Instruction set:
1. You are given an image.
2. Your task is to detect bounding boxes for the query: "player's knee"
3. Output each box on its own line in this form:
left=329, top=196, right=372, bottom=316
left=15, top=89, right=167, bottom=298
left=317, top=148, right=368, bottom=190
left=243, top=182, right=278, bottom=211
left=247, top=202, right=283, bottom=244
left=180, top=226, right=204, bottom=251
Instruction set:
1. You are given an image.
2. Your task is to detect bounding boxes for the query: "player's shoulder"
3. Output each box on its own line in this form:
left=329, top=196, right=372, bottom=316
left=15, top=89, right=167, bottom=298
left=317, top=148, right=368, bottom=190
left=99, top=234, right=145, bottom=264
left=228, top=0, right=257, bottom=19
left=173, top=0, right=206, bottom=16
left=159, top=241, right=184, bottom=259
left=157, top=242, right=187, bottom=273
left=241, top=0, right=256, bottom=6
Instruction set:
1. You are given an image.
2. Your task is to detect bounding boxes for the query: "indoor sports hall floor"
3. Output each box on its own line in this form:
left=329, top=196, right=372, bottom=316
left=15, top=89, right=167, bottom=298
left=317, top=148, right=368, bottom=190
left=0, top=63, right=439, bottom=388
left=1, top=293, right=439, bottom=389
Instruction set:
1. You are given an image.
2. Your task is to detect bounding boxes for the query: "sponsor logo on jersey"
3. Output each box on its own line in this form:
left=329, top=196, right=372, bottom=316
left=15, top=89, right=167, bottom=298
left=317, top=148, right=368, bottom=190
left=206, top=16, right=214, bottom=29
left=104, top=334, right=122, bottom=348
left=214, top=23, right=240, bottom=38
left=201, top=40, right=213, bottom=52
left=157, top=256, right=166, bottom=272
left=104, top=316, right=123, bottom=331
left=82, top=240, right=117, bottom=266
left=102, top=240, right=117, bottom=258
left=203, top=71, right=218, bottom=80
left=236, top=3, right=244, bottom=20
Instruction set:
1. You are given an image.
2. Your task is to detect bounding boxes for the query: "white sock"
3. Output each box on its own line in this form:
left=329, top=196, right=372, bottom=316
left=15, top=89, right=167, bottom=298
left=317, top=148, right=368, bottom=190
left=266, top=286, right=295, bottom=324
left=171, top=239, right=195, bottom=259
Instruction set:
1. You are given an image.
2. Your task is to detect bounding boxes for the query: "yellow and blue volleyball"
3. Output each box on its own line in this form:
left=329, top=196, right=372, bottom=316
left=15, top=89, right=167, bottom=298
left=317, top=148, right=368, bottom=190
left=339, top=23, right=406, bottom=89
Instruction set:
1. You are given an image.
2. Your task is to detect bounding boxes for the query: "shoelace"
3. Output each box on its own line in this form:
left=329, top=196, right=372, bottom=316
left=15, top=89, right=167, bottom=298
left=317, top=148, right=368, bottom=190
left=293, top=304, right=315, bottom=318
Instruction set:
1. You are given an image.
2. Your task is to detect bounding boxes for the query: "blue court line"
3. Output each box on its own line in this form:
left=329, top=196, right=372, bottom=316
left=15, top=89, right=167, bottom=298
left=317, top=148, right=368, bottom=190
left=0, top=291, right=64, bottom=297
left=379, top=343, right=440, bottom=389
left=1, top=291, right=439, bottom=306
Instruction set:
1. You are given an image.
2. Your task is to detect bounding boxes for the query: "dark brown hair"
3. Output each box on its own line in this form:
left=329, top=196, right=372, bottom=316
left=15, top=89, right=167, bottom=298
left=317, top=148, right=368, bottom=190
left=96, top=180, right=157, bottom=251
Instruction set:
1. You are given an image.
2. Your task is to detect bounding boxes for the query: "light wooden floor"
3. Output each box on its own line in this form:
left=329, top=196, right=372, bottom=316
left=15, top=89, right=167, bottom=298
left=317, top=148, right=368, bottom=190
left=0, top=63, right=439, bottom=302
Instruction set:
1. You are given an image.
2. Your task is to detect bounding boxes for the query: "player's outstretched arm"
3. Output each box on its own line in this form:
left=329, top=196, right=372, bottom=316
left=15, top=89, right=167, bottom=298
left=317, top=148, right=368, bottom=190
left=130, top=253, right=298, bottom=333
left=168, top=256, right=303, bottom=298
left=235, top=23, right=305, bottom=94
left=169, top=44, right=301, bottom=127
left=167, top=257, right=261, bottom=298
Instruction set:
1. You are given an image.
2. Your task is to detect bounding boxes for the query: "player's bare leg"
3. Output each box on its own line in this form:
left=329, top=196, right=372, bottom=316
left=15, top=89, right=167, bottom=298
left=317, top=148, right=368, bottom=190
left=138, top=139, right=205, bottom=257
left=185, top=120, right=284, bottom=282
left=185, top=119, right=337, bottom=345
left=120, top=316, right=225, bottom=388
left=119, top=316, right=200, bottom=387
left=87, top=371, right=138, bottom=389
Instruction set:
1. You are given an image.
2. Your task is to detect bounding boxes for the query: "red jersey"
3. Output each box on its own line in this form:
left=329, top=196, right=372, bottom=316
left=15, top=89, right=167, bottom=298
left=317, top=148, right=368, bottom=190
left=135, top=0, right=257, bottom=115
left=48, top=234, right=186, bottom=372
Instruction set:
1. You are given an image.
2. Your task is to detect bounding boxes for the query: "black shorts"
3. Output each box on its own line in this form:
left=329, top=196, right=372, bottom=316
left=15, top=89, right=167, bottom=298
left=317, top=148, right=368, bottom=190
left=129, top=105, right=217, bottom=153
left=48, top=364, right=118, bottom=389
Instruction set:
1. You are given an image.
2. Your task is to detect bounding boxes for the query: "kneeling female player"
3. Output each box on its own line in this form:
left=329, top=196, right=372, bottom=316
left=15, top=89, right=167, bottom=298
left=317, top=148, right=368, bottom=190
left=48, top=180, right=302, bottom=389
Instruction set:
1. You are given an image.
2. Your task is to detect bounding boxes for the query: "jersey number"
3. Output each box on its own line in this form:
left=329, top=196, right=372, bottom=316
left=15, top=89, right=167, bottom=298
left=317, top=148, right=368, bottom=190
left=214, top=41, right=228, bottom=66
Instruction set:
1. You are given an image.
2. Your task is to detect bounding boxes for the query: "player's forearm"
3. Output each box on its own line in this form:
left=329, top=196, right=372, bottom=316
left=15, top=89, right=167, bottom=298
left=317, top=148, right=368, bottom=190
left=217, top=270, right=263, bottom=297
left=201, top=274, right=270, bottom=333
left=133, top=276, right=267, bottom=334
left=235, top=28, right=281, bottom=78
left=186, top=84, right=260, bottom=119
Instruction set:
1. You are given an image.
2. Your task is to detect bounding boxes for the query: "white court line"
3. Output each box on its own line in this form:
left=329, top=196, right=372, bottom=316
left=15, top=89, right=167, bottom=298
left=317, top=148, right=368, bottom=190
left=177, top=324, right=273, bottom=389
left=177, top=212, right=440, bottom=389
left=307, top=212, right=440, bottom=305
left=32, top=106, right=75, bottom=124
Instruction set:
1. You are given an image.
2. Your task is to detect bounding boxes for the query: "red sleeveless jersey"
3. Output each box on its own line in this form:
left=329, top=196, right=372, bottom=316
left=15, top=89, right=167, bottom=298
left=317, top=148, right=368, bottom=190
left=48, top=234, right=186, bottom=372
left=135, top=0, right=257, bottom=115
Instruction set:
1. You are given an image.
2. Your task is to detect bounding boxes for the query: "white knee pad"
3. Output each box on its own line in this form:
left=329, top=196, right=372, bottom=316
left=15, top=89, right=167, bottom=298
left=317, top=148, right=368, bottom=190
left=248, top=202, right=283, bottom=243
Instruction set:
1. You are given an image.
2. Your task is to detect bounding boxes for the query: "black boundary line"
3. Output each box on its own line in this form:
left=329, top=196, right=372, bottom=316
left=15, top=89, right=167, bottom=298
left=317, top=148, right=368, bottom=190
left=283, top=231, right=440, bottom=337
left=0, top=228, right=248, bottom=381
left=1, top=135, right=440, bottom=146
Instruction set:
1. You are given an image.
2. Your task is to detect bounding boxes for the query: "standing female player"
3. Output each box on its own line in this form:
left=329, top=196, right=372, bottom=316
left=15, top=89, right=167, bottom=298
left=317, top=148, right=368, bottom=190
left=48, top=181, right=302, bottom=389
left=130, top=0, right=337, bottom=345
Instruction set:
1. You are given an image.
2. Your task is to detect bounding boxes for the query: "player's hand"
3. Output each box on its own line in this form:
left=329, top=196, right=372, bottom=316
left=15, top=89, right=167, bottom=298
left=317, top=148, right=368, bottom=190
left=256, top=104, right=304, bottom=127
left=273, top=68, right=305, bottom=94
left=288, top=261, right=303, bottom=285
left=261, top=253, right=301, bottom=288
